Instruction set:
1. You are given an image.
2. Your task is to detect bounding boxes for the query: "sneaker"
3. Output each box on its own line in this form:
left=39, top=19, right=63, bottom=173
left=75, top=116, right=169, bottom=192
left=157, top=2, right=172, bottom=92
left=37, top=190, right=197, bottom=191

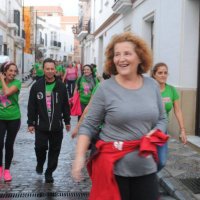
left=0, top=166, right=3, bottom=180
left=4, top=169, right=12, bottom=182
left=45, top=173, right=54, bottom=183
left=36, top=164, right=43, bottom=175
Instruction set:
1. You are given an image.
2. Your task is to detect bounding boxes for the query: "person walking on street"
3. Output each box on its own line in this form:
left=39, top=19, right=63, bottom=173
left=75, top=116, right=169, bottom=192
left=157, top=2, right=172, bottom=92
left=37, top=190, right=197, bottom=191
left=55, top=61, right=65, bottom=80
left=152, top=62, right=187, bottom=170
left=72, top=32, right=168, bottom=200
left=33, top=60, right=44, bottom=81
left=0, top=61, right=21, bottom=182
left=73, top=64, right=99, bottom=120
left=62, top=63, right=78, bottom=98
left=27, top=58, right=71, bottom=183
left=75, top=61, right=82, bottom=77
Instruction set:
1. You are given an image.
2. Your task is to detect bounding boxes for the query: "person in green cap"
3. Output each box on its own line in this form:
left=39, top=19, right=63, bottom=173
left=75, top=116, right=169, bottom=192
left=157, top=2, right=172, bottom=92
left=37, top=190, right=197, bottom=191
left=33, top=60, right=44, bottom=81
left=55, top=61, right=65, bottom=80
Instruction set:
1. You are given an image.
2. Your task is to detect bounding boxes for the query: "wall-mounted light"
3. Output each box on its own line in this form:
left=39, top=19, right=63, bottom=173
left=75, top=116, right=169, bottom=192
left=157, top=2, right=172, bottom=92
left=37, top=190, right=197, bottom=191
left=72, top=24, right=78, bottom=34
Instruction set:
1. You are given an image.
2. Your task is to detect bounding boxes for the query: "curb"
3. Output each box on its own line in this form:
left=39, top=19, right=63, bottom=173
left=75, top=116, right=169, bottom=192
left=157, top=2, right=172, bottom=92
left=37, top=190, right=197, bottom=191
left=158, top=169, right=197, bottom=200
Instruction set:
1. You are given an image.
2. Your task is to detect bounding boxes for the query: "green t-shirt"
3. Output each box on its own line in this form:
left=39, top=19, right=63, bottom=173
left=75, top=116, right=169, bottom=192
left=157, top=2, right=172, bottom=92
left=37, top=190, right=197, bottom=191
left=56, top=65, right=65, bottom=76
left=46, top=82, right=55, bottom=118
left=0, top=79, right=21, bottom=120
left=161, top=84, right=179, bottom=116
left=76, top=76, right=98, bottom=105
left=92, top=83, right=99, bottom=95
left=93, top=67, right=97, bottom=77
left=34, top=63, right=44, bottom=77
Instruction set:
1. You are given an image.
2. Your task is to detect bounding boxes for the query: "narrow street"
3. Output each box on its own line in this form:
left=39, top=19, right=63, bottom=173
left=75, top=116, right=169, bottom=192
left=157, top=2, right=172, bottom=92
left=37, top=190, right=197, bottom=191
left=0, top=82, right=176, bottom=200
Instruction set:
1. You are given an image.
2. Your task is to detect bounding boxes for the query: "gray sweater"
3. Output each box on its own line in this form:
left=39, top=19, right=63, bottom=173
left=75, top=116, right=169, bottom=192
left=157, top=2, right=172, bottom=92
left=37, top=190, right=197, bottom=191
left=79, top=76, right=167, bottom=177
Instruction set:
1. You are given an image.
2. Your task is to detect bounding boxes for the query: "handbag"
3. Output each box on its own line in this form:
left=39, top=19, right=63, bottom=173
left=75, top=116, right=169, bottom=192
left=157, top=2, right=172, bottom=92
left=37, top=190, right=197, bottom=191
left=70, top=91, right=82, bottom=116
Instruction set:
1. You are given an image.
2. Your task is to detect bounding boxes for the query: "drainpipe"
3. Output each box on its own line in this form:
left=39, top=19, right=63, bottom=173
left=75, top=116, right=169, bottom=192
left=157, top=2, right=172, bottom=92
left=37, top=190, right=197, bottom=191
left=35, top=10, right=37, bottom=62
left=195, top=10, right=200, bottom=136
left=22, top=0, right=24, bottom=82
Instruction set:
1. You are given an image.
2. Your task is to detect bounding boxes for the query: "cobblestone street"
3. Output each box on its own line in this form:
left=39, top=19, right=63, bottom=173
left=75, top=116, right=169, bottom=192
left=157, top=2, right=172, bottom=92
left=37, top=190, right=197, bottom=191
left=0, top=84, right=176, bottom=199
left=0, top=86, right=91, bottom=199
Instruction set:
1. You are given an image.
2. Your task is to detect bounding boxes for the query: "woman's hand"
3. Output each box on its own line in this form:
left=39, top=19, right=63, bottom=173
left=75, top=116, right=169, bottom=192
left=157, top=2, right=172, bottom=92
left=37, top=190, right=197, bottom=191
left=146, top=129, right=156, bottom=138
left=179, top=129, right=187, bottom=144
left=71, top=156, right=85, bottom=182
left=71, top=126, right=79, bottom=138
left=0, top=72, right=5, bottom=81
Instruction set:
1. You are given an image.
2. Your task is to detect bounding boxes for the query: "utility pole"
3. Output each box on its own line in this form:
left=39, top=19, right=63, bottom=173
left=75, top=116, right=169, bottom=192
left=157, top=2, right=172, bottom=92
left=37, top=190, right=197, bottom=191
left=34, top=10, right=37, bottom=62
left=22, top=0, right=24, bottom=81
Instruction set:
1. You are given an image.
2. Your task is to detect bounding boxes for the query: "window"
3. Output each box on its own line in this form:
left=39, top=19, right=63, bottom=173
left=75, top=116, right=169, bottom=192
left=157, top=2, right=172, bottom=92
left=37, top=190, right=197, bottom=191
left=14, top=10, right=20, bottom=36
left=99, top=0, right=103, bottom=13
left=104, top=0, right=109, bottom=6
left=3, top=44, right=7, bottom=55
left=143, top=12, right=154, bottom=50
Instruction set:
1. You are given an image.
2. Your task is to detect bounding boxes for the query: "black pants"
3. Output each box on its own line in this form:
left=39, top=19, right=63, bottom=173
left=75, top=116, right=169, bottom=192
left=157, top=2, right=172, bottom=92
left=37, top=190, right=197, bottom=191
left=35, top=130, right=63, bottom=174
left=67, top=80, right=76, bottom=98
left=0, top=119, right=21, bottom=169
left=78, top=103, right=87, bottom=121
left=115, top=173, right=159, bottom=200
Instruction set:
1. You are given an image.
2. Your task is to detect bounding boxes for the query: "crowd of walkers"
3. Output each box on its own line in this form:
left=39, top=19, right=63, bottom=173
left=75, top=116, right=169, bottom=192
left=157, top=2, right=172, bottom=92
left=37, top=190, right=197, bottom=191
left=0, top=31, right=187, bottom=200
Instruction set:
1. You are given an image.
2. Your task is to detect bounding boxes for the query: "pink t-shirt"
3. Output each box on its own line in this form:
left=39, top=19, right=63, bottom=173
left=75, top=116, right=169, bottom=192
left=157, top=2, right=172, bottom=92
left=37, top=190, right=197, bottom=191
left=66, top=67, right=77, bottom=81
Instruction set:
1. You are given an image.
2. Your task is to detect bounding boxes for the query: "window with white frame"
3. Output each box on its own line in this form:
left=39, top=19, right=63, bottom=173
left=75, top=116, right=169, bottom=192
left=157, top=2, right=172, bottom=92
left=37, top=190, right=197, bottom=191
left=104, top=0, right=109, bottom=6
left=99, top=0, right=103, bottom=13
left=143, top=12, right=154, bottom=50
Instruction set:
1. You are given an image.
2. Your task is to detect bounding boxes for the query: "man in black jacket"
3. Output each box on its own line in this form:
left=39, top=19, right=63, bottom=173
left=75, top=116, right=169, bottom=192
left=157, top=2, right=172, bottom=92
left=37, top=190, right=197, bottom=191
left=27, top=58, right=71, bottom=183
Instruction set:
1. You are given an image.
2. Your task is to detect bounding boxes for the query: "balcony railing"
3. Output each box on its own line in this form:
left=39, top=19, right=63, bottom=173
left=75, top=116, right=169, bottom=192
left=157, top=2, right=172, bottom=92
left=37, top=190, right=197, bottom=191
left=50, top=40, right=61, bottom=49
left=7, top=11, right=19, bottom=31
left=76, top=19, right=90, bottom=41
left=77, top=26, right=88, bottom=41
left=57, top=42, right=61, bottom=47
left=112, top=0, right=133, bottom=14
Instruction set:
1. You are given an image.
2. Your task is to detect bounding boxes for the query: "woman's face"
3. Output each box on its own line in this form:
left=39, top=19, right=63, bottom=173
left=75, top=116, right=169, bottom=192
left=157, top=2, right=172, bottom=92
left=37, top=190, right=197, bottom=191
left=113, top=41, right=141, bottom=77
left=83, top=66, right=92, bottom=76
left=153, top=66, right=168, bottom=85
left=5, top=65, right=17, bottom=81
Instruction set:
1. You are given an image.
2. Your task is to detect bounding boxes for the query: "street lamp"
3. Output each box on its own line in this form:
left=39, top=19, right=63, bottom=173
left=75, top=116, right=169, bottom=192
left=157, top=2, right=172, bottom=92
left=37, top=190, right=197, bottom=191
left=35, top=10, right=38, bottom=62
left=72, top=24, right=78, bottom=35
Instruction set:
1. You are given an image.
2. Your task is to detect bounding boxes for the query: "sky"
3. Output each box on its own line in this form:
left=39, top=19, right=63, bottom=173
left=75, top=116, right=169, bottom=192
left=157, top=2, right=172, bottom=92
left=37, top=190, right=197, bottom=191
left=23, top=0, right=79, bottom=16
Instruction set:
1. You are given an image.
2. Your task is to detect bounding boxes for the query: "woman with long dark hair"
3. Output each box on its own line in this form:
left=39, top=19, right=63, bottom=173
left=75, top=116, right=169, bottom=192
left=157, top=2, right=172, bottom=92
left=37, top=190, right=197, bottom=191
left=0, top=61, right=21, bottom=182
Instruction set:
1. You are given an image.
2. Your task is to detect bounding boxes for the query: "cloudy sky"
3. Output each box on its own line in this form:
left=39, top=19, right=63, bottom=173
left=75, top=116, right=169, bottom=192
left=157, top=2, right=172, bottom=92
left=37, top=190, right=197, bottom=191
left=23, top=0, right=79, bottom=16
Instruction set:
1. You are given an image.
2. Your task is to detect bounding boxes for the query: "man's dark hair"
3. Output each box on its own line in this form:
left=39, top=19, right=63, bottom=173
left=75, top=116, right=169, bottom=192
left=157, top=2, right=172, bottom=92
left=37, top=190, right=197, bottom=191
left=43, top=58, right=56, bottom=68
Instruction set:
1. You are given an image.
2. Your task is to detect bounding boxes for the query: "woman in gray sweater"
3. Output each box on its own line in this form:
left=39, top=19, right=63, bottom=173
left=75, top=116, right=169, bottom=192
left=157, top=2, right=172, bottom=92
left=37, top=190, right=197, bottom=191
left=72, top=32, right=167, bottom=200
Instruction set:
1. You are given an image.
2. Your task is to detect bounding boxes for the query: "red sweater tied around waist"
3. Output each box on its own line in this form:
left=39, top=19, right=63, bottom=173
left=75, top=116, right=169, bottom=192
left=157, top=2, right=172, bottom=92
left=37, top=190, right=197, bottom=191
left=87, top=130, right=169, bottom=200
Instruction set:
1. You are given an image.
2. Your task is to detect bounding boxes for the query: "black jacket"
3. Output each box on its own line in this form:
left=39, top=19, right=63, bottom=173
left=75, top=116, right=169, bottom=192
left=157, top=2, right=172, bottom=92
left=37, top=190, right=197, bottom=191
left=27, top=77, right=70, bottom=131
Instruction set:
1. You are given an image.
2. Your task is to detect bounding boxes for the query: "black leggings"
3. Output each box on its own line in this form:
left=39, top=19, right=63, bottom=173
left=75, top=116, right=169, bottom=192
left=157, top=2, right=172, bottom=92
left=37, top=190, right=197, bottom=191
left=115, top=173, right=159, bottom=200
left=0, top=119, right=21, bottom=169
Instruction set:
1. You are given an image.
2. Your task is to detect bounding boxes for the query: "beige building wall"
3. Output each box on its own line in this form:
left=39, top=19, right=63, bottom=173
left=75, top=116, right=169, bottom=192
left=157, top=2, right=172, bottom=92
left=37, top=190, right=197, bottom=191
left=168, top=88, right=196, bottom=138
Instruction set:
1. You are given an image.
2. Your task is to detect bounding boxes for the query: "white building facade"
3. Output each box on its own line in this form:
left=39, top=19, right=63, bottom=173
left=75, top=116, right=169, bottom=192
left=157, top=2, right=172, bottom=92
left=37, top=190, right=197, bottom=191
left=33, top=9, right=72, bottom=65
left=79, top=0, right=200, bottom=136
left=0, top=0, right=25, bottom=73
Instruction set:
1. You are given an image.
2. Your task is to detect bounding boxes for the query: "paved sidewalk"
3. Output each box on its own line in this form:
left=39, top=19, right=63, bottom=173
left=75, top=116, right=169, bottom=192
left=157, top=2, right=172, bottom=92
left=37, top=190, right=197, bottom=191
left=158, top=138, right=200, bottom=200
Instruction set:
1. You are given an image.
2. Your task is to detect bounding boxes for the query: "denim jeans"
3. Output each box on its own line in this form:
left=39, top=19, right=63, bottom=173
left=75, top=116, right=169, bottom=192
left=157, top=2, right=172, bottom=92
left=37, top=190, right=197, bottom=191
left=157, top=141, right=168, bottom=172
